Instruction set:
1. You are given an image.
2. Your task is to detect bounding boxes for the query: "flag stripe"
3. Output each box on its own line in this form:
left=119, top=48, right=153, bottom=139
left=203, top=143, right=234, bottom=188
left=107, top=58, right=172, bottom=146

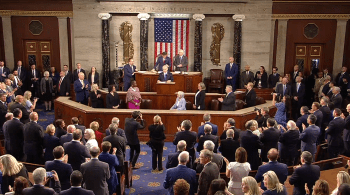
left=186, top=20, right=190, bottom=71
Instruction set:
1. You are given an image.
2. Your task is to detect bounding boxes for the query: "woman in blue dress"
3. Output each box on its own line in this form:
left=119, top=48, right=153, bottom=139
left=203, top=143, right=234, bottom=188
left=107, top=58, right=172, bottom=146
left=272, top=93, right=287, bottom=127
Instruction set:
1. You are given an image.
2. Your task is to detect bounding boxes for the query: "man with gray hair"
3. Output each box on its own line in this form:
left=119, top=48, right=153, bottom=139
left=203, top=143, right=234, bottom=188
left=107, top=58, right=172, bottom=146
left=174, top=49, right=188, bottom=72
left=219, top=129, right=239, bottom=162
left=292, top=76, right=305, bottom=120
left=22, top=167, right=61, bottom=195
left=60, top=125, right=76, bottom=146
left=197, top=113, right=218, bottom=138
left=197, top=124, right=219, bottom=153
left=164, top=151, right=197, bottom=195
left=331, top=86, right=342, bottom=109
left=194, top=140, right=223, bottom=173
left=197, top=149, right=219, bottom=195
left=105, top=117, right=127, bottom=141
left=166, top=140, right=192, bottom=169
left=218, top=85, right=236, bottom=111
left=220, top=118, right=241, bottom=141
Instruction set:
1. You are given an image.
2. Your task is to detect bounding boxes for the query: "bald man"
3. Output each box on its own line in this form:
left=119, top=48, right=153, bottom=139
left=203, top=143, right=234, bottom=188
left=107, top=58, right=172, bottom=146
left=23, top=112, right=44, bottom=164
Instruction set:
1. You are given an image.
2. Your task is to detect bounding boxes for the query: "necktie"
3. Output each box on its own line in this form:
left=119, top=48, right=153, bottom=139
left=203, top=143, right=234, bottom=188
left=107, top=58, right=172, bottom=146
left=59, top=77, right=63, bottom=91
left=230, top=63, right=232, bottom=69
left=18, top=67, right=21, bottom=77
left=163, top=59, right=165, bottom=63
left=246, top=71, right=249, bottom=76
left=164, top=73, right=167, bottom=80
left=297, top=83, right=300, bottom=92
left=32, top=70, right=35, bottom=78
left=0, top=67, right=3, bottom=75
left=80, top=80, right=84, bottom=88
left=283, top=85, right=286, bottom=95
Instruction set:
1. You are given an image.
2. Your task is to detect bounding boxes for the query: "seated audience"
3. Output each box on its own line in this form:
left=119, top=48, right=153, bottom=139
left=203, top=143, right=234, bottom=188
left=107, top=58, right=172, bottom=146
left=170, top=91, right=186, bottom=110
left=90, top=121, right=103, bottom=144
left=218, top=85, right=236, bottom=111
left=254, top=66, right=268, bottom=88
left=4, top=176, right=29, bottom=195
left=197, top=149, right=220, bottom=195
left=244, top=82, right=256, bottom=108
left=59, top=170, right=94, bottom=195
left=279, top=120, right=300, bottom=166
left=259, top=118, right=281, bottom=162
left=166, top=140, right=192, bottom=169
left=173, top=120, right=197, bottom=164
left=197, top=124, right=219, bottom=153
left=148, top=115, right=166, bottom=171
left=331, top=171, right=350, bottom=195
left=173, top=179, right=190, bottom=195
left=60, top=125, right=75, bottom=146
left=54, top=119, right=67, bottom=139
left=305, top=179, right=329, bottom=195
left=225, top=147, right=250, bottom=195
left=105, top=117, right=127, bottom=141
left=89, top=84, right=104, bottom=108
left=219, top=129, right=240, bottom=163
left=220, top=118, right=241, bottom=141
left=23, top=91, right=37, bottom=112
left=241, top=176, right=260, bottom=195
left=126, top=80, right=142, bottom=109
left=43, top=124, right=60, bottom=161
left=106, top=85, right=120, bottom=109
left=193, top=82, right=206, bottom=110
left=198, top=113, right=218, bottom=138
left=22, top=167, right=60, bottom=195
left=63, top=130, right=91, bottom=170
left=208, top=179, right=233, bottom=195
left=23, top=112, right=44, bottom=164
left=262, top=171, right=287, bottom=195
left=157, top=66, right=174, bottom=83
left=255, top=107, right=270, bottom=128
left=272, top=93, right=287, bottom=127
left=84, top=129, right=98, bottom=151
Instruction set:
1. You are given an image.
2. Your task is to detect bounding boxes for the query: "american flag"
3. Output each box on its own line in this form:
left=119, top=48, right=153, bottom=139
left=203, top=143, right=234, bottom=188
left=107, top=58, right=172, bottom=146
left=154, top=18, right=190, bottom=70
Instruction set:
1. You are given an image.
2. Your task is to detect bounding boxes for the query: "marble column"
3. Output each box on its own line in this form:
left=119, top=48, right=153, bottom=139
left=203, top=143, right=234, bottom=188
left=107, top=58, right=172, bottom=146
left=275, top=19, right=288, bottom=74
left=2, top=16, right=14, bottom=70
left=98, top=13, right=112, bottom=88
left=57, top=17, right=69, bottom=68
left=232, top=15, right=245, bottom=90
left=138, top=13, right=150, bottom=71
left=333, top=19, right=348, bottom=74
left=193, top=14, right=205, bottom=72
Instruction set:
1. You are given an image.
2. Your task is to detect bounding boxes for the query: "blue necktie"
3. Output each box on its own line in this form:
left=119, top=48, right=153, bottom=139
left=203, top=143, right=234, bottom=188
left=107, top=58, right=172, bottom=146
left=164, top=74, right=167, bottom=80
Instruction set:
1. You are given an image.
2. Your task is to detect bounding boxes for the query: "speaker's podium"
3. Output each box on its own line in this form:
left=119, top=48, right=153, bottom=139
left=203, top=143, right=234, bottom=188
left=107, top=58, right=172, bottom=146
left=156, top=82, right=177, bottom=95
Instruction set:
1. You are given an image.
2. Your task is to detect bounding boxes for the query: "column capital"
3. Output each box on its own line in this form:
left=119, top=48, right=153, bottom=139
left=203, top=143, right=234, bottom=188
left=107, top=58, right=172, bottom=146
left=98, top=13, right=111, bottom=20
left=193, top=14, right=205, bottom=21
left=232, top=15, right=245, bottom=21
left=137, top=13, right=150, bottom=21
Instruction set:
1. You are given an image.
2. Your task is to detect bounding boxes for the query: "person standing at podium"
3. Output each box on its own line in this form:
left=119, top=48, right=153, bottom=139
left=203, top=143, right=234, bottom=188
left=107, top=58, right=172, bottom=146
left=157, top=66, right=174, bottom=83
left=123, top=58, right=137, bottom=91
left=174, top=50, right=188, bottom=72
left=170, top=91, right=186, bottom=110
left=154, top=52, right=171, bottom=71
left=126, top=80, right=142, bottom=109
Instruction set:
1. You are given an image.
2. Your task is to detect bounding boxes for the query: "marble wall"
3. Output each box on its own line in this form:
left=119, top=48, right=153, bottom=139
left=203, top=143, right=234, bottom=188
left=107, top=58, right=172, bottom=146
left=72, top=0, right=273, bottom=79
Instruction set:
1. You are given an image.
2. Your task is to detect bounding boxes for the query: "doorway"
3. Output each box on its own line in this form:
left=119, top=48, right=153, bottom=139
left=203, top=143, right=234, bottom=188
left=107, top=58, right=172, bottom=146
left=24, top=40, right=52, bottom=73
left=295, top=44, right=323, bottom=76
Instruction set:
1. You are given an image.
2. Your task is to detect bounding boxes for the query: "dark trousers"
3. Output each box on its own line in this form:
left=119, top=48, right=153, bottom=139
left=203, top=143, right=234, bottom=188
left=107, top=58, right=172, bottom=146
left=151, top=141, right=164, bottom=170
left=226, top=79, right=236, bottom=91
left=328, top=145, right=343, bottom=159
left=129, top=144, right=140, bottom=167
left=281, top=157, right=296, bottom=166
left=124, top=81, right=131, bottom=92
left=344, top=141, right=350, bottom=156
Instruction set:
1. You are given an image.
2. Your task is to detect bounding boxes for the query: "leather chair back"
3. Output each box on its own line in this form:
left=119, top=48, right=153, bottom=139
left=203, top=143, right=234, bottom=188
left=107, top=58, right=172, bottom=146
left=255, top=96, right=266, bottom=105
left=210, top=99, right=220, bottom=110
left=210, top=69, right=223, bottom=84
left=140, top=99, right=153, bottom=109
left=236, top=99, right=245, bottom=110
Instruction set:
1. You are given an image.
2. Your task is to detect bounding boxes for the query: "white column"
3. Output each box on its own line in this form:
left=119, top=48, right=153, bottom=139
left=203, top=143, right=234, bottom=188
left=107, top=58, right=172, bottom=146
left=2, top=16, right=14, bottom=69
left=269, top=19, right=276, bottom=71
left=58, top=17, right=69, bottom=68
left=275, top=19, right=288, bottom=74
left=69, top=17, right=75, bottom=69
left=333, top=19, right=348, bottom=74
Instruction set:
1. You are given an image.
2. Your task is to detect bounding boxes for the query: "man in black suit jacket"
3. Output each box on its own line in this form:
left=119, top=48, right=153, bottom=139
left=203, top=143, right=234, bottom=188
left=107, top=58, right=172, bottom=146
left=166, top=140, right=192, bottom=169
left=0, top=60, right=10, bottom=82
left=344, top=104, right=350, bottom=156
left=60, top=170, right=95, bottom=195
left=289, top=151, right=320, bottom=195
left=58, top=71, right=71, bottom=96
left=0, top=93, right=8, bottom=132
left=326, top=108, right=346, bottom=159
left=73, top=63, right=86, bottom=82
left=268, top=67, right=280, bottom=88
left=102, top=123, right=126, bottom=173
left=22, top=167, right=61, bottom=195
left=331, top=87, right=343, bottom=109
left=63, top=64, right=73, bottom=84
left=240, top=65, right=255, bottom=89
left=255, top=107, right=270, bottom=128
left=173, top=120, right=197, bottom=164
left=105, top=117, right=127, bottom=141
left=72, top=117, right=86, bottom=142
left=290, top=65, right=301, bottom=83
left=310, top=102, right=323, bottom=129
left=275, top=77, right=292, bottom=99
left=28, top=64, right=41, bottom=98
left=292, top=76, right=305, bottom=119
left=218, top=85, right=236, bottom=111
left=197, top=124, right=219, bottom=153
left=124, top=111, right=146, bottom=168
left=80, top=146, right=110, bottom=195
left=335, top=66, right=350, bottom=86
left=23, top=112, right=44, bottom=164
left=259, top=118, right=281, bottom=162
left=45, top=146, right=73, bottom=191
left=60, top=125, right=75, bottom=146
left=4, top=108, right=24, bottom=161
left=219, top=129, right=239, bottom=162
left=197, top=149, right=220, bottom=195
left=157, top=66, right=174, bottom=82
left=9, top=95, right=30, bottom=124
left=63, top=130, right=91, bottom=170
left=14, top=60, right=27, bottom=83
left=220, top=118, right=241, bottom=141
left=296, top=106, right=309, bottom=132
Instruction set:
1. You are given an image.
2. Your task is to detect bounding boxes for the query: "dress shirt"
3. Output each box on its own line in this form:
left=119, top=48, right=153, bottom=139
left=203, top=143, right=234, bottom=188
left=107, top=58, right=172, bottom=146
left=195, top=91, right=200, bottom=109
left=91, top=74, right=95, bottom=83
left=80, top=80, right=84, bottom=89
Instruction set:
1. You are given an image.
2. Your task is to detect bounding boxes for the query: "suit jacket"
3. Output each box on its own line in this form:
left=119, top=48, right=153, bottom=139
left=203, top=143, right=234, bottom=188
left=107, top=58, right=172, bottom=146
left=254, top=71, right=268, bottom=88
left=240, top=130, right=263, bottom=170
left=74, top=79, right=90, bottom=103
left=194, top=90, right=206, bottom=110
left=345, top=115, right=350, bottom=142
left=245, top=89, right=256, bottom=107
left=259, top=127, right=281, bottom=162
left=296, top=114, right=309, bottom=132
left=194, top=153, right=223, bottom=173
left=59, top=187, right=95, bottom=195
left=58, top=76, right=70, bottom=96
left=0, top=101, right=7, bottom=129
left=123, top=64, right=136, bottom=84
left=173, top=55, right=188, bottom=71
left=170, top=97, right=186, bottom=110
left=74, top=124, right=86, bottom=143
left=65, top=71, right=73, bottom=84
left=255, top=161, right=288, bottom=190
left=225, top=63, right=238, bottom=81
left=197, top=162, right=220, bottom=195
left=155, top=56, right=171, bottom=71
left=240, top=71, right=255, bottom=88
left=80, top=159, right=110, bottom=195
left=218, top=138, right=240, bottom=162
left=157, top=72, right=174, bottom=82
left=88, top=72, right=99, bottom=85
left=124, top=117, right=145, bottom=145
left=55, top=127, right=67, bottom=139
left=221, top=92, right=236, bottom=111
left=105, top=128, right=127, bottom=141
left=331, top=93, right=343, bottom=109
left=28, top=69, right=41, bottom=85
left=275, top=83, right=292, bottom=98
left=45, top=160, right=73, bottom=191
left=23, top=121, right=44, bottom=158
left=268, top=73, right=280, bottom=88
left=0, top=66, right=10, bottom=82
left=60, top=133, right=73, bottom=146
left=43, top=134, right=60, bottom=161
left=166, top=151, right=192, bottom=169
left=102, top=134, right=126, bottom=167
left=255, top=114, right=270, bottom=128
left=9, top=102, right=30, bottom=124
left=198, top=122, right=218, bottom=138
left=5, top=118, right=24, bottom=160
left=164, top=165, right=197, bottom=195
left=63, top=141, right=91, bottom=170
left=289, top=164, right=320, bottom=195
left=300, top=125, right=320, bottom=155
left=321, top=82, right=330, bottom=96
left=292, top=82, right=305, bottom=106
left=313, top=110, right=323, bottom=129
left=40, top=77, right=53, bottom=94
left=106, top=92, right=120, bottom=108
left=220, top=127, right=241, bottom=142
left=291, top=71, right=301, bottom=83
left=326, top=117, right=345, bottom=147
left=15, top=66, right=27, bottom=81
left=98, top=152, right=119, bottom=192
left=22, top=183, right=61, bottom=195
left=279, top=130, right=300, bottom=159
left=197, top=134, right=219, bottom=153
left=335, top=72, right=350, bottom=86
left=173, top=130, right=197, bottom=160
left=73, top=69, right=86, bottom=82
left=319, top=105, right=331, bottom=129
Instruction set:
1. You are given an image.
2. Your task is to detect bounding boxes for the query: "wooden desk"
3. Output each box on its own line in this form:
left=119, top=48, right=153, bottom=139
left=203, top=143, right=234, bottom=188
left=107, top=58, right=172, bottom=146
left=156, top=82, right=177, bottom=95
left=135, top=71, right=202, bottom=92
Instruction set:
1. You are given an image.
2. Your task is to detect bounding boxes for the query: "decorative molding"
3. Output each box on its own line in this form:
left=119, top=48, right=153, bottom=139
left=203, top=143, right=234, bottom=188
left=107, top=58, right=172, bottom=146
left=193, top=14, right=205, bottom=21
left=273, top=14, right=350, bottom=19
left=0, top=10, right=73, bottom=17
left=152, top=13, right=191, bottom=19
left=137, top=13, right=150, bottom=20
left=232, top=14, right=245, bottom=21
left=144, top=78, right=151, bottom=92
left=98, top=13, right=112, bottom=20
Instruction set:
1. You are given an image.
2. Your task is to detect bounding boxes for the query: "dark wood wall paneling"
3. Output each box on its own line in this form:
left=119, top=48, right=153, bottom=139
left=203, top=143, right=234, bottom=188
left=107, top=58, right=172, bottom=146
left=0, top=0, right=72, bottom=11
left=284, top=19, right=337, bottom=75
left=0, top=17, right=4, bottom=62
left=11, top=16, right=61, bottom=71
left=343, top=20, right=350, bottom=70
left=272, top=2, right=350, bottom=14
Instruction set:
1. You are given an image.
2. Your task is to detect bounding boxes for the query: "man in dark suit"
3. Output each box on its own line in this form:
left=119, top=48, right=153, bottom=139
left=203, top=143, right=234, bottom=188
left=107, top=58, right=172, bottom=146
left=72, top=117, right=86, bottom=135
left=310, top=102, right=323, bottom=129
left=289, top=151, right=320, bottom=195
left=157, top=66, right=174, bottom=82
left=103, top=123, right=126, bottom=173
left=0, top=93, right=8, bottom=132
left=255, top=107, right=270, bottom=128
left=197, top=124, right=219, bottom=153
left=255, top=148, right=288, bottom=190
left=63, top=64, right=73, bottom=84
left=268, top=67, right=280, bottom=89
left=60, top=125, right=75, bottom=146
left=218, top=85, right=236, bottom=111
left=296, top=106, right=309, bottom=132
left=335, top=66, right=350, bottom=86
left=292, top=76, right=305, bottom=119
left=319, top=97, right=331, bottom=141
left=225, top=57, right=239, bottom=91
left=73, top=63, right=86, bottom=82
left=275, top=77, right=292, bottom=99
left=0, top=60, right=10, bottom=82
left=9, top=95, right=30, bottom=124
left=28, top=64, right=41, bottom=98
left=60, top=170, right=95, bottom=195
left=45, top=146, right=73, bottom=191
left=154, top=52, right=171, bottom=71
left=219, top=129, right=239, bottom=162
left=164, top=151, right=197, bottom=195
left=23, top=167, right=61, bottom=195
left=173, top=120, right=197, bottom=164
left=14, top=60, right=26, bottom=84
left=331, top=87, right=343, bottom=109
left=197, top=149, right=220, bottom=195
left=300, top=114, right=320, bottom=158
left=240, top=65, right=255, bottom=89
left=23, top=112, right=44, bottom=164
left=220, top=118, right=241, bottom=141
left=291, top=65, right=301, bottom=83
left=63, top=130, right=91, bottom=170
left=326, top=108, right=345, bottom=159
left=124, top=111, right=145, bottom=168
left=166, top=140, right=192, bottom=169
left=123, top=58, right=137, bottom=91
left=74, top=72, right=91, bottom=105
left=194, top=140, right=223, bottom=173
left=197, top=113, right=218, bottom=138
left=173, top=50, right=188, bottom=72
left=58, top=71, right=70, bottom=96
left=105, top=117, right=127, bottom=141
left=344, top=104, right=350, bottom=156
left=259, top=118, right=281, bottom=162
left=4, top=108, right=24, bottom=161
left=80, top=146, right=110, bottom=195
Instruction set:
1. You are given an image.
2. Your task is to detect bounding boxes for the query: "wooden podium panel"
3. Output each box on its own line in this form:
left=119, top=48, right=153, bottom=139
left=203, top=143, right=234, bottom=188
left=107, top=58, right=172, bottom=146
left=156, top=82, right=178, bottom=95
